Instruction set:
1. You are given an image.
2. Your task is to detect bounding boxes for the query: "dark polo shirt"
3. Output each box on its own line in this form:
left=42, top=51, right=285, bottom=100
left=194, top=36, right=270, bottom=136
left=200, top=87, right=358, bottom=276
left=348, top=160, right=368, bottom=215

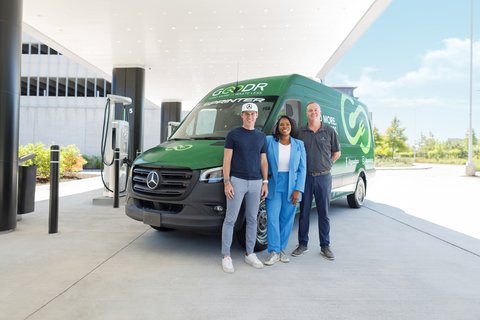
left=292, top=123, right=340, bottom=173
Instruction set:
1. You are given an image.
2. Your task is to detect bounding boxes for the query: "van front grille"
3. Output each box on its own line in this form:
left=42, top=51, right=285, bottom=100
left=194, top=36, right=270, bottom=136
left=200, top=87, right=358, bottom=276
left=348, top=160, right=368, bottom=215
left=132, top=166, right=193, bottom=198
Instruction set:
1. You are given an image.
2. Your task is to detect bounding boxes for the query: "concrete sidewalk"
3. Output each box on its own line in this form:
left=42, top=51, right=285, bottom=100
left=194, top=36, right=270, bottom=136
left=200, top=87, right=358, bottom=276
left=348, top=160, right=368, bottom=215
left=1, top=165, right=480, bottom=320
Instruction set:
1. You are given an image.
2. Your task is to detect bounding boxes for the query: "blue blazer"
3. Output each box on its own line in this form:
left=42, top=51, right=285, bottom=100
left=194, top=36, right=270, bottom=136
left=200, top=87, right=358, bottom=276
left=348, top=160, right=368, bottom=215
left=266, top=135, right=307, bottom=201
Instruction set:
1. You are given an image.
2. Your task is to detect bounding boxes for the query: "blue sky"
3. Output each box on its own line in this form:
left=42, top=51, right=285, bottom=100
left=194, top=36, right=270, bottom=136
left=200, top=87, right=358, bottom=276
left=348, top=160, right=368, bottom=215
left=328, top=0, right=480, bottom=146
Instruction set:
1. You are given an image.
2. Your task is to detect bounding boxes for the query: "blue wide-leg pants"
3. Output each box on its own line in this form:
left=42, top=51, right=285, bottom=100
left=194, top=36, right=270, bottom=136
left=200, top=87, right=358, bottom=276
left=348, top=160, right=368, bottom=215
left=265, top=172, right=297, bottom=253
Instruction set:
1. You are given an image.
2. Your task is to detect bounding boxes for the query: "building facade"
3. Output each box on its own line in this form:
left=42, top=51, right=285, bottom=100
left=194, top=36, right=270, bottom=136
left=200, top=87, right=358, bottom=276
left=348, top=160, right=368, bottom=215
left=19, top=33, right=161, bottom=157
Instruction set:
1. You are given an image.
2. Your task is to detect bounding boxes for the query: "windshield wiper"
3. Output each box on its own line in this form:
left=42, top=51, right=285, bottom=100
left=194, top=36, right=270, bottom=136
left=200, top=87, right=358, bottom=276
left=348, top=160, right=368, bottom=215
left=168, top=138, right=194, bottom=141
left=192, top=137, right=225, bottom=140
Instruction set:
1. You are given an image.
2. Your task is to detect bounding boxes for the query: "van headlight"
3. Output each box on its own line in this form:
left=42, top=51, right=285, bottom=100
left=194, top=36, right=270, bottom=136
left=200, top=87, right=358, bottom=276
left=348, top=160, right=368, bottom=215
left=199, top=166, right=223, bottom=183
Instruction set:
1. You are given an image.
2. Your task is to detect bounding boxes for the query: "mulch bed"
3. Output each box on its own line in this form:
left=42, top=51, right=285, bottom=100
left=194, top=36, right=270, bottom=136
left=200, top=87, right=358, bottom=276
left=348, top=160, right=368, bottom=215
left=36, top=173, right=100, bottom=186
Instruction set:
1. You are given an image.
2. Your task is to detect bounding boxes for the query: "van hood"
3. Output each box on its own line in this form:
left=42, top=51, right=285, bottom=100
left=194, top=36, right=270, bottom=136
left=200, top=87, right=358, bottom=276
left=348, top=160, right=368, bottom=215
left=133, top=139, right=225, bottom=170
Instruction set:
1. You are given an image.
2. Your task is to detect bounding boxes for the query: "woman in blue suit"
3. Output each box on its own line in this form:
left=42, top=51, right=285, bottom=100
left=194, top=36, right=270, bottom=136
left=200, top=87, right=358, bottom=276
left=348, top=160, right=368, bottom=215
left=264, top=115, right=306, bottom=265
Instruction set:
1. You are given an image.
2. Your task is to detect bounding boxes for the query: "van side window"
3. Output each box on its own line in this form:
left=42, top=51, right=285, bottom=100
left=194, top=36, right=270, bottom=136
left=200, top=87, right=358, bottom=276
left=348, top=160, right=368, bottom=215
left=275, top=100, right=302, bottom=131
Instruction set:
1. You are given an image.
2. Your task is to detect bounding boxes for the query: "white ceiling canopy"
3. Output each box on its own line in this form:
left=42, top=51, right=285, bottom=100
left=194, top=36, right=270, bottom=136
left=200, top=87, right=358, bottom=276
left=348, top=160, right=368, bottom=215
left=22, top=0, right=392, bottom=109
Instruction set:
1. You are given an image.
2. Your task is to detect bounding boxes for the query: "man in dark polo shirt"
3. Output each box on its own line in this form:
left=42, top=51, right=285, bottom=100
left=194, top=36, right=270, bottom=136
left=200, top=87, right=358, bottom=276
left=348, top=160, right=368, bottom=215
left=291, top=102, right=341, bottom=260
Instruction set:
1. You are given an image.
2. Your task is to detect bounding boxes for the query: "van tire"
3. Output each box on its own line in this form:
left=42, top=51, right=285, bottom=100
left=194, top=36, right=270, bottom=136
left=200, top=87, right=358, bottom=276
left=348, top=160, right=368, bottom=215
left=151, top=226, right=174, bottom=232
left=236, top=199, right=268, bottom=252
left=347, top=176, right=365, bottom=208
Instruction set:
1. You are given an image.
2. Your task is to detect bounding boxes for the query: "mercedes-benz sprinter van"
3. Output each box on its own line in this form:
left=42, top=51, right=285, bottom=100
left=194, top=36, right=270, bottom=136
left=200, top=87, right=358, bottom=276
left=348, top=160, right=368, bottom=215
left=125, top=74, right=375, bottom=251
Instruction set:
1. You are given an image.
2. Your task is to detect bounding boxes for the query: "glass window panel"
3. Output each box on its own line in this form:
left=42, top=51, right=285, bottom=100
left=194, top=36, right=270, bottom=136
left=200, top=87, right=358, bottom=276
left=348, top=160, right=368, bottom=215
left=49, top=78, right=57, bottom=96
left=77, top=78, right=85, bottom=97
left=67, top=78, right=76, bottom=97
left=40, top=44, right=49, bottom=55
left=29, top=77, right=38, bottom=96
left=21, top=77, right=28, bottom=96
left=22, top=44, right=29, bottom=54
left=57, top=78, right=66, bottom=96
left=31, top=43, right=39, bottom=54
left=86, top=78, right=95, bottom=97
left=39, top=77, right=47, bottom=96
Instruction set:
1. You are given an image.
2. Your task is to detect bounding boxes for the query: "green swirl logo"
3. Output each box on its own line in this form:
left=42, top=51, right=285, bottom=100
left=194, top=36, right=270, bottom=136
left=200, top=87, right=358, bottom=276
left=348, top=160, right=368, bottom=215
left=340, top=95, right=372, bottom=154
left=165, top=145, right=193, bottom=151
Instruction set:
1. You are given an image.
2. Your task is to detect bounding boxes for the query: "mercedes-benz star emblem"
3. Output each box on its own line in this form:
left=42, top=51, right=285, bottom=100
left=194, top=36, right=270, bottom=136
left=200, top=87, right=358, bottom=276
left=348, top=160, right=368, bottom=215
left=147, top=171, right=160, bottom=190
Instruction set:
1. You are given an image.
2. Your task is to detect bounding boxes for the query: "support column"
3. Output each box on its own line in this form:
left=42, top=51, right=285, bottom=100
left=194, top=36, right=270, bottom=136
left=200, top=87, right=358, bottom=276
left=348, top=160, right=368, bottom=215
left=160, top=101, right=182, bottom=143
left=0, top=0, right=23, bottom=233
left=112, top=67, right=145, bottom=161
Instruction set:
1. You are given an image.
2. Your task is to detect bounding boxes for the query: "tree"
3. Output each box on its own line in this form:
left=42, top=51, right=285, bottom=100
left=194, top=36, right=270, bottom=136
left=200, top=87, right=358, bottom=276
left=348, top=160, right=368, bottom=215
left=464, top=129, right=478, bottom=147
left=385, top=115, right=409, bottom=158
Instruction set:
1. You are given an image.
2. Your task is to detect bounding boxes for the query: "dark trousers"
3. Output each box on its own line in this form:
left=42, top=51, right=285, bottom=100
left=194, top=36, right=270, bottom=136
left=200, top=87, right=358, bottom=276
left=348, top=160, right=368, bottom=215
left=298, top=173, right=332, bottom=248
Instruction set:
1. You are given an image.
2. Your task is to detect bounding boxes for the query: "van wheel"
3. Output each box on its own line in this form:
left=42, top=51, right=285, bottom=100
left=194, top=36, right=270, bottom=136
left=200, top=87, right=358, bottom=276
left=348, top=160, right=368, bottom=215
left=347, top=176, right=365, bottom=208
left=151, top=226, right=174, bottom=232
left=236, top=199, right=268, bottom=252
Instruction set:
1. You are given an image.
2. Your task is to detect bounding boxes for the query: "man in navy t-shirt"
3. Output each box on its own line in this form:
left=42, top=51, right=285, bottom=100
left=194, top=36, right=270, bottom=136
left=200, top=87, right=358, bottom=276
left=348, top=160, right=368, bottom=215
left=221, top=103, right=268, bottom=273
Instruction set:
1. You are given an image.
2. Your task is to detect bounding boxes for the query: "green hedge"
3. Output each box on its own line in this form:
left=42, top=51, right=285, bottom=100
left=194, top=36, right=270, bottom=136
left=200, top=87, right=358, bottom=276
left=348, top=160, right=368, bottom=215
left=19, top=142, right=87, bottom=178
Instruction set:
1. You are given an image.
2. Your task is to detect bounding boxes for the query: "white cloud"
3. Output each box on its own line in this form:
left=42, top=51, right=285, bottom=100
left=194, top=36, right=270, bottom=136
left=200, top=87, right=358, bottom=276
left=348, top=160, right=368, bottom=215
left=332, top=38, right=480, bottom=102
left=329, top=38, right=480, bottom=143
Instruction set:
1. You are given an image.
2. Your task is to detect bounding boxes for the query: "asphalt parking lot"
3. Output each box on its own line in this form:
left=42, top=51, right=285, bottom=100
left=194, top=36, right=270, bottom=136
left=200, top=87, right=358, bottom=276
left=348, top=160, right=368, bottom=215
left=1, top=164, right=479, bottom=320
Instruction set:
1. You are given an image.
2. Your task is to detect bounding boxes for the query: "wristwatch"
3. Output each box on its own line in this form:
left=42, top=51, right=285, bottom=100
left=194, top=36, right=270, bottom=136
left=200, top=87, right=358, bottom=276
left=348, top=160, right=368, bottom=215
left=224, top=178, right=230, bottom=182
left=263, top=180, right=268, bottom=184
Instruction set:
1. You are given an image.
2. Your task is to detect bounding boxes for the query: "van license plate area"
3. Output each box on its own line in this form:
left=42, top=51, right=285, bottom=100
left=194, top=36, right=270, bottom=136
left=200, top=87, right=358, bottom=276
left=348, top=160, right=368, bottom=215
left=143, top=211, right=161, bottom=227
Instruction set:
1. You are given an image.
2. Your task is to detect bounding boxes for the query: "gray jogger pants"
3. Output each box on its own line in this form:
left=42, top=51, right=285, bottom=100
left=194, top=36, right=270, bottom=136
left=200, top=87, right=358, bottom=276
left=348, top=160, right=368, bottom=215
left=221, top=176, right=262, bottom=256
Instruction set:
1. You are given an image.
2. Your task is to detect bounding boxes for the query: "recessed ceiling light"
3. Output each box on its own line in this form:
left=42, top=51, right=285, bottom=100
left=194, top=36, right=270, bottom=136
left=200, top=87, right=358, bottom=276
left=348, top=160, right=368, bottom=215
left=194, top=27, right=199, bottom=29
left=166, top=50, right=169, bottom=52
left=239, top=10, right=243, bottom=13
left=149, top=27, right=153, bottom=30
left=188, top=11, right=193, bottom=14
left=137, top=59, right=140, bottom=62
left=285, top=24, right=289, bottom=27
left=138, top=40, right=142, bottom=43
left=163, top=12, right=167, bottom=15
left=199, top=39, right=203, bottom=42
left=217, top=26, right=221, bottom=29
left=240, top=26, right=244, bottom=28
left=172, top=27, right=176, bottom=30
left=290, top=9, right=294, bottom=11
left=262, top=25, right=266, bottom=28
left=128, top=51, right=132, bottom=53
left=126, top=28, right=131, bottom=31
left=179, top=39, right=183, bottom=42
left=117, top=40, right=121, bottom=43
left=264, top=9, right=268, bottom=12
left=213, top=11, right=217, bottom=14
left=158, top=40, right=162, bottom=42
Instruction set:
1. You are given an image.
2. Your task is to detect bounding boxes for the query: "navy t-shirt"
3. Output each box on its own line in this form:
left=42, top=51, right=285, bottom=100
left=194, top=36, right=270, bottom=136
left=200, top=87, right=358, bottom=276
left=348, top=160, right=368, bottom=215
left=224, top=127, right=267, bottom=180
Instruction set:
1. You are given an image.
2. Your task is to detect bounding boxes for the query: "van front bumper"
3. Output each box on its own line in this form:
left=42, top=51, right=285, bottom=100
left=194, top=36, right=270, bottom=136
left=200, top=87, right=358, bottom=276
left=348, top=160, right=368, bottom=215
left=125, top=177, right=226, bottom=235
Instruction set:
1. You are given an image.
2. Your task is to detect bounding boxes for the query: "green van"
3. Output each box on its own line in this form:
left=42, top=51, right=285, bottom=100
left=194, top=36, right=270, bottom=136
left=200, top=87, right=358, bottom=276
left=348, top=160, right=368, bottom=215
left=125, top=74, right=375, bottom=251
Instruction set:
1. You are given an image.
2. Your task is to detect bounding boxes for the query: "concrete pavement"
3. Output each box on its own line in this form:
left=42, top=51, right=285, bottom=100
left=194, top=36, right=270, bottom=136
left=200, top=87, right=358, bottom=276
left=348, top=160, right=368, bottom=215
left=1, top=164, right=479, bottom=319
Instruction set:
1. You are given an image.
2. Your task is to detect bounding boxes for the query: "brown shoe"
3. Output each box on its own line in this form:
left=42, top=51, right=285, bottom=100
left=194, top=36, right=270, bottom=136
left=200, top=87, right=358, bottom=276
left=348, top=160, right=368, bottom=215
left=321, top=247, right=335, bottom=260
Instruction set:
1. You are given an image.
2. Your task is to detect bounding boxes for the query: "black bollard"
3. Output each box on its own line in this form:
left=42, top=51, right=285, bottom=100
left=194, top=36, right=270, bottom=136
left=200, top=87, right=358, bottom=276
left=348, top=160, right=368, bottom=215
left=49, top=145, right=60, bottom=233
left=113, top=148, right=120, bottom=208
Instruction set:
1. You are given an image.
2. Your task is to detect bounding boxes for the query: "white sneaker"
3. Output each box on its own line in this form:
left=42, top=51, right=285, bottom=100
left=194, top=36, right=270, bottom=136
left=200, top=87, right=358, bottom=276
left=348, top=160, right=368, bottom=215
left=222, top=257, right=234, bottom=273
left=245, top=253, right=264, bottom=269
left=264, top=252, right=280, bottom=265
left=280, top=250, right=290, bottom=263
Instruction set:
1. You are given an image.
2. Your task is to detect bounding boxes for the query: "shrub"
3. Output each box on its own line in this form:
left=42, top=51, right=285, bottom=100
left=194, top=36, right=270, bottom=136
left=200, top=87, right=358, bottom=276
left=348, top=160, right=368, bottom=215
left=19, top=142, right=87, bottom=178
left=83, top=155, right=102, bottom=169
left=60, top=144, right=87, bottom=175
left=18, top=142, right=51, bottom=177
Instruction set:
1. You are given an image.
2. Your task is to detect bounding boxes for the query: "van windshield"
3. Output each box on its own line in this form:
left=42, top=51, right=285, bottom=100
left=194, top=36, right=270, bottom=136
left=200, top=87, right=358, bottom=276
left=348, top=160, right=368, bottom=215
left=170, top=96, right=278, bottom=140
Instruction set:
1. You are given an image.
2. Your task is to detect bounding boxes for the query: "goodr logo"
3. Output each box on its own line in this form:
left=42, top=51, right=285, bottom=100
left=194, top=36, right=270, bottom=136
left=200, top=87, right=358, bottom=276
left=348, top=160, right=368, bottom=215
left=212, top=83, right=268, bottom=96
left=165, top=145, right=193, bottom=151
left=340, top=94, right=372, bottom=154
